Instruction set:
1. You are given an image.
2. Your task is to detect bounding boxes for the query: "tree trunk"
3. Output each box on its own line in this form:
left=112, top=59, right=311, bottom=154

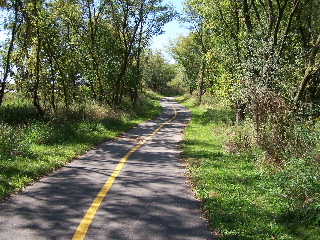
left=189, top=85, right=193, bottom=95
left=114, top=66, right=126, bottom=105
left=294, top=35, right=320, bottom=108
left=33, top=3, right=45, bottom=118
left=236, top=101, right=246, bottom=122
left=199, top=58, right=206, bottom=104
left=0, top=81, right=6, bottom=107
left=242, top=0, right=253, bottom=34
left=34, top=39, right=45, bottom=117
left=0, top=1, right=19, bottom=107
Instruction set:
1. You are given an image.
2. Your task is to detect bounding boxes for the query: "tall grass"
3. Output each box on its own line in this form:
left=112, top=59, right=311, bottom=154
left=0, top=92, right=162, bottom=200
left=178, top=94, right=320, bottom=240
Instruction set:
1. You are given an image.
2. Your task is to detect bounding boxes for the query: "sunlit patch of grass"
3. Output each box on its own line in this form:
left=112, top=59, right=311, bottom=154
left=177, top=95, right=320, bottom=240
left=0, top=93, right=162, bottom=200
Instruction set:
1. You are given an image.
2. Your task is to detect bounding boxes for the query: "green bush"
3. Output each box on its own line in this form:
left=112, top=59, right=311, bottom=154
left=224, top=119, right=256, bottom=154
left=275, top=158, right=320, bottom=228
left=0, top=122, right=27, bottom=160
left=0, top=92, right=162, bottom=200
left=178, top=95, right=320, bottom=239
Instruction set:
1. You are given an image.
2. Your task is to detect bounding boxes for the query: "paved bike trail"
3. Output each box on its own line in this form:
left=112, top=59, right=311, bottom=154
left=0, top=97, right=215, bottom=240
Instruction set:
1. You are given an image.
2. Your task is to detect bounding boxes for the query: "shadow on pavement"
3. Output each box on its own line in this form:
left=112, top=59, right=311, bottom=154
left=0, top=98, right=216, bottom=240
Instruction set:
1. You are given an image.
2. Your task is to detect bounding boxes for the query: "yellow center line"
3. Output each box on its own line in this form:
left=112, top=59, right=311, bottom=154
left=72, top=100, right=177, bottom=240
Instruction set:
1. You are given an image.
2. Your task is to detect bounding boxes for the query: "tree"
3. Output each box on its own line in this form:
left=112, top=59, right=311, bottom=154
left=178, top=0, right=320, bottom=162
left=1, top=0, right=175, bottom=116
left=171, top=34, right=202, bottom=95
left=105, top=0, right=175, bottom=105
left=142, top=50, right=175, bottom=92
left=0, top=0, right=20, bottom=107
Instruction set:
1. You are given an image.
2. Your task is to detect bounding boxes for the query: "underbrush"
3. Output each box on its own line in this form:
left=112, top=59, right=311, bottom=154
left=0, top=92, right=162, bottom=200
left=178, top=94, right=320, bottom=240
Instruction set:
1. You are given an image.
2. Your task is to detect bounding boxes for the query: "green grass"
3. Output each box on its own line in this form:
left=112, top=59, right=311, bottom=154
left=177, top=96, right=320, bottom=240
left=0, top=93, right=162, bottom=201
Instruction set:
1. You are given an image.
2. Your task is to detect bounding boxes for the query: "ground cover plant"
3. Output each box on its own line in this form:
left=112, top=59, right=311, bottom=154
left=0, top=92, right=162, bottom=201
left=178, top=95, right=320, bottom=240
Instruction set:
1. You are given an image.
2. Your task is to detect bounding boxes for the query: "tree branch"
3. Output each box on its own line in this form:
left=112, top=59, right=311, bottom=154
left=277, top=0, right=301, bottom=60
left=294, top=35, right=320, bottom=106
left=273, top=0, right=288, bottom=46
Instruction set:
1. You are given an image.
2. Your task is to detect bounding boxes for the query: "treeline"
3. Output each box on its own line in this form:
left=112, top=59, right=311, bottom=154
left=171, top=1, right=320, bottom=236
left=172, top=0, right=320, bottom=165
left=0, top=0, right=175, bottom=116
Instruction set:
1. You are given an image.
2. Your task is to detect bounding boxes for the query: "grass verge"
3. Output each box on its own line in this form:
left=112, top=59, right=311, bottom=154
left=177, top=95, right=320, bottom=240
left=0, top=93, right=162, bottom=201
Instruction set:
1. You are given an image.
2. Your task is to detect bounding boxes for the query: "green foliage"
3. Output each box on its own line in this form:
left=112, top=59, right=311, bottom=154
left=277, top=158, right=320, bottom=209
left=142, top=50, right=176, bottom=92
left=0, top=122, right=26, bottom=159
left=0, top=92, right=162, bottom=200
left=1, top=0, right=175, bottom=112
left=223, top=119, right=256, bottom=154
left=173, top=0, right=320, bottom=173
left=170, top=33, right=205, bottom=95
left=178, top=95, right=320, bottom=240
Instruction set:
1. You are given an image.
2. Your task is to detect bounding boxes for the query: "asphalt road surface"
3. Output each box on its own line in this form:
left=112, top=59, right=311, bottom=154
left=0, top=97, right=215, bottom=240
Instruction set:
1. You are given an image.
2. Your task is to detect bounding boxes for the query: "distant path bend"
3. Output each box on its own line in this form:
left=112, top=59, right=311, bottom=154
left=0, top=97, right=215, bottom=240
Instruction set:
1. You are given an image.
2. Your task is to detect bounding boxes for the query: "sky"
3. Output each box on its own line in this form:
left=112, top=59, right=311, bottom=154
left=0, top=10, right=8, bottom=42
left=150, top=0, right=189, bottom=62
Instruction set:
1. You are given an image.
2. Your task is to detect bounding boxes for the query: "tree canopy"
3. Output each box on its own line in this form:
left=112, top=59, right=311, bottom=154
left=174, top=0, right=320, bottom=108
left=170, top=0, right=320, bottom=164
left=0, top=0, right=175, bottom=113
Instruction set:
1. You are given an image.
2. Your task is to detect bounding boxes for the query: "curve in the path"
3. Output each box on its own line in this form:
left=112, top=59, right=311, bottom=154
left=0, top=97, right=215, bottom=240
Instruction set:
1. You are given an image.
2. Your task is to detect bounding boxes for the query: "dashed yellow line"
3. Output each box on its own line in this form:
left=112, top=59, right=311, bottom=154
left=72, top=99, right=177, bottom=240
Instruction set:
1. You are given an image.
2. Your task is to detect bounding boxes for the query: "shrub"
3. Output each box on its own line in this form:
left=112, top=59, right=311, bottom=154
left=250, top=87, right=292, bottom=164
left=0, top=122, right=27, bottom=159
left=224, top=119, right=256, bottom=154
left=275, top=158, right=320, bottom=226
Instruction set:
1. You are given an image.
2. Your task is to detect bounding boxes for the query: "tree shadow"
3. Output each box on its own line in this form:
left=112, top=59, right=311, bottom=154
left=0, top=98, right=216, bottom=240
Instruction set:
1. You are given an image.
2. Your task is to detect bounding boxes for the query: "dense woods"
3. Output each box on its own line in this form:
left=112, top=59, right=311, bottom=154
left=0, top=0, right=175, bottom=113
left=172, top=0, right=320, bottom=164
left=171, top=1, right=320, bottom=238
